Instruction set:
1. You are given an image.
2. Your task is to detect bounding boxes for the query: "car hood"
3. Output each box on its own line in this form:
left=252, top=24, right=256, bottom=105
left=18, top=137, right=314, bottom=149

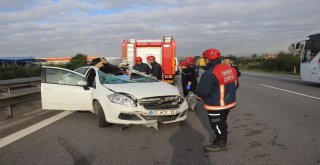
left=103, top=82, right=181, bottom=99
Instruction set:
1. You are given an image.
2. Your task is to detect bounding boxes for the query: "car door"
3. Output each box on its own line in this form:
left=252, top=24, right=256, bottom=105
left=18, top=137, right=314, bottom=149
left=41, top=66, right=93, bottom=111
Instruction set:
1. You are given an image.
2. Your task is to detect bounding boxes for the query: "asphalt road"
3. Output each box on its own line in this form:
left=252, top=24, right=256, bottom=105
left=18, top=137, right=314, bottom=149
left=0, top=71, right=320, bottom=165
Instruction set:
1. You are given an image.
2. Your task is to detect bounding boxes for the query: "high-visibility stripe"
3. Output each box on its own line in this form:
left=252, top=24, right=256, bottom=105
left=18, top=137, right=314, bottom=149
left=219, top=85, right=225, bottom=106
left=208, top=113, right=220, bottom=116
left=204, top=102, right=236, bottom=111
left=216, top=125, right=221, bottom=134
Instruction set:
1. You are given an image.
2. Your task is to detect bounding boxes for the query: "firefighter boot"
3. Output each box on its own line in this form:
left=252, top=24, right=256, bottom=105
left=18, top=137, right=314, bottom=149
left=205, top=136, right=227, bottom=152
left=209, top=132, right=220, bottom=143
left=210, top=137, right=217, bottom=143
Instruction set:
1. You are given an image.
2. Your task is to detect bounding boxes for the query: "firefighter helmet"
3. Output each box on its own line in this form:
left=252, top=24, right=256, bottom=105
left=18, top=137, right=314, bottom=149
left=135, top=56, right=142, bottom=63
left=185, top=57, right=194, bottom=64
left=202, top=48, right=221, bottom=60
left=180, top=60, right=190, bottom=67
left=146, top=55, right=155, bottom=61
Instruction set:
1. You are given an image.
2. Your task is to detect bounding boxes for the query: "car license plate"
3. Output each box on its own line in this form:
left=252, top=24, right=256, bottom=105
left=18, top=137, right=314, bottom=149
left=147, top=110, right=176, bottom=116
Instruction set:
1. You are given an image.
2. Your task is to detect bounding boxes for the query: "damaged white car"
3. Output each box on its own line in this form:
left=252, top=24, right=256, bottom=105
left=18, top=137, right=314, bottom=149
left=41, top=66, right=188, bottom=129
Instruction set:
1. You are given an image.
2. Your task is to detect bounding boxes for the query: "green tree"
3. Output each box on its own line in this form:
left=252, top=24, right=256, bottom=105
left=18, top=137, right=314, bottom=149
left=252, top=54, right=258, bottom=58
left=237, top=51, right=300, bottom=74
left=0, top=66, right=41, bottom=80
left=67, top=53, right=88, bottom=70
left=226, top=54, right=238, bottom=63
left=193, top=55, right=201, bottom=62
left=275, top=52, right=299, bottom=72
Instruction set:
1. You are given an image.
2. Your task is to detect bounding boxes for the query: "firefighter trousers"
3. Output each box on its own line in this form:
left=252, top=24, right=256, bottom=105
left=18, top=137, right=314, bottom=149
left=207, top=109, right=231, bottom=138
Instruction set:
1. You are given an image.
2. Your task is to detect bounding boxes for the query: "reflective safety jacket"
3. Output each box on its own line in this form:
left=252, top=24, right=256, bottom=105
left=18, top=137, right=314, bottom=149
left=196, top=60, right=238, bottom=111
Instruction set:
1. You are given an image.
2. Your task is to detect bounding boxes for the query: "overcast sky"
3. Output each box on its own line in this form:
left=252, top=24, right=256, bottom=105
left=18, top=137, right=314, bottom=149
left=0, top=0, right=320, bottom=58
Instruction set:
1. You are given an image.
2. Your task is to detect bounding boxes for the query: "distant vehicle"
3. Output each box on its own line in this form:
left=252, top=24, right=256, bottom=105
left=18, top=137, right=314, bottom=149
left=41, top=66, right=188, bottom=129
left=296, top=33, right=320, bottom=83
left=122, top=36, right=177, bottom=84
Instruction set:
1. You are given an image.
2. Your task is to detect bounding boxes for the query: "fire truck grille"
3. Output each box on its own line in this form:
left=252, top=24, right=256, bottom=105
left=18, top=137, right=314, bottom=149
left=138, top=96, right=184, bottom=110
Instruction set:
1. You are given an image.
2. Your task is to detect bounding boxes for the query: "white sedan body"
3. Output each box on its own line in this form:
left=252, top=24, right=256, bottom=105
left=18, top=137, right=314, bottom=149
left=41, top=66, right=188, bottom=128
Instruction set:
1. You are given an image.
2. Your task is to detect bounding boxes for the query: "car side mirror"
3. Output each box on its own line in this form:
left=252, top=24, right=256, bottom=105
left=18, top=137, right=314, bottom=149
left=77, top=80, right=90, bottom=90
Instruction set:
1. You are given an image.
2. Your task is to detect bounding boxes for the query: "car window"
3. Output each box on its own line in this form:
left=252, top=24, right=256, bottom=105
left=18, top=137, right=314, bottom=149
left=74, top=67, right=89, bottom=75
left=44, top=67, right=85, bottom=86
left=98, top=70, right=159, bottom=84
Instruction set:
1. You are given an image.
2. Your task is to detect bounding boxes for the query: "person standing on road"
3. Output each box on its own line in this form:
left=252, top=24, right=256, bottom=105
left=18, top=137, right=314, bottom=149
left=185, top=57, right=200, bottom=79
left=146, top=55, right=163, bottom=80
left=223, top=58, right=241, bottom=77
left=132, top=56, right=151, bottom=74
left=180, top=60, right=198, bottom=97
left=196, top=48, right=239, bottom=152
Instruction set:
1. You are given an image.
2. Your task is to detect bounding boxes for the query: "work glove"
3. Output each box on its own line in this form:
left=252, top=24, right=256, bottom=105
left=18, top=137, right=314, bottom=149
left=186, top=85, right=191, bottom=90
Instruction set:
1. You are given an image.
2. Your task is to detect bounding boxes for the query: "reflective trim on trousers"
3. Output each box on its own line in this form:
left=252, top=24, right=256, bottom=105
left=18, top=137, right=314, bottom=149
left=204, top=102, right=236, bottom=111
left=216, top=125, right=221, bottom=134
left=208, top=113, right=220, bottom=116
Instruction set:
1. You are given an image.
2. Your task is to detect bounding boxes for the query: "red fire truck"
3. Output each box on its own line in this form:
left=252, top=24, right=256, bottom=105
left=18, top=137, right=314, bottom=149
left=122, top=36, right=177, bottom=84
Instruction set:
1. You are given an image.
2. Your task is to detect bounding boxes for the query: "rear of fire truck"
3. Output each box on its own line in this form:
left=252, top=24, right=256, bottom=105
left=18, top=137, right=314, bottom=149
left=122, top=36, right=177, bottom=84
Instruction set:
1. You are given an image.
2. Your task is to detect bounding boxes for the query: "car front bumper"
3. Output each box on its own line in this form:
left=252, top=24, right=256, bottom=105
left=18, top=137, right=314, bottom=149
left=101, top=99, right=188, bottom=125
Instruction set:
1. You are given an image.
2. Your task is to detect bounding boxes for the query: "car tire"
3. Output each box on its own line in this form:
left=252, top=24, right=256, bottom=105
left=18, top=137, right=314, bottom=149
left=93, top=101, right=111, bottom=127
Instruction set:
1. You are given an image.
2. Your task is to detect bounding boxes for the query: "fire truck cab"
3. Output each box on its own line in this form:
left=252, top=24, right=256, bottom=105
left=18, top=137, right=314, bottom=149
left=122, top=36, right=177, bottom=84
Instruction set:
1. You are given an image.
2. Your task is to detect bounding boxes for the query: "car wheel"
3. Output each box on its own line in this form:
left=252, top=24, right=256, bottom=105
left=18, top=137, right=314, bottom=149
left=93, top=101, right=111, bottom=127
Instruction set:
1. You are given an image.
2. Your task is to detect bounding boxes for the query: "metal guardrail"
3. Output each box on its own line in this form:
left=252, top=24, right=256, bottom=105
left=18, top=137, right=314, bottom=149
left=0, top=77, right=41, bottom=94
left=0, top=90, right=41, bottom=119
left=0, top=77, right=41, bottom=119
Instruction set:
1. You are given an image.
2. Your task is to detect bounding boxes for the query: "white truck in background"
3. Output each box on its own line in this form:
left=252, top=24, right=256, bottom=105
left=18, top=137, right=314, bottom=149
left=296, top=33, right=320, bottom=83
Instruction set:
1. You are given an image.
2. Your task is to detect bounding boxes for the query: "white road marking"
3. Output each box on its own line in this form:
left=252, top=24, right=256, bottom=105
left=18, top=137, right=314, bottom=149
left=0, top=110, right=51, bottom=129
left=259, top=84, right=320, bottom=100
left=244, top=72, right=301, bottom=81
left=0, top=111, right=74, bottom=148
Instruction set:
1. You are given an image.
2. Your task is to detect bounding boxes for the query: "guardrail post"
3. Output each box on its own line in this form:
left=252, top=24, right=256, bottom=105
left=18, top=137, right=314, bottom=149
left=6, top=106, right=13, bottom=119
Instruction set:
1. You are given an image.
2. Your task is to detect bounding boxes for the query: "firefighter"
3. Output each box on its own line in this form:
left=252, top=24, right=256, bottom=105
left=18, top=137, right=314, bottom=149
left=132, top=56, right=151, bottom=74
left=180, top=60, right=198, bottom=97
left=196, top=48, right=239, bottom=152
left=146, top=55, right=163, bottom=80
left=223, top=58, right=241, bottom=77
left=185, top=57, right=200, bottom=79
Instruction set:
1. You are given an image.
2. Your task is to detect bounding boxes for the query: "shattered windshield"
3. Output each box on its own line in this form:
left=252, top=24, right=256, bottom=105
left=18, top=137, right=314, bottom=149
left=98, top=69, right=159, bottom=84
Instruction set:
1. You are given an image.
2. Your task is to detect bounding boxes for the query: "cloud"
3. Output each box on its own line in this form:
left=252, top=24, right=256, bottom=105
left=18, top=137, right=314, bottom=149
left=0, top=0, right=320, bottom=57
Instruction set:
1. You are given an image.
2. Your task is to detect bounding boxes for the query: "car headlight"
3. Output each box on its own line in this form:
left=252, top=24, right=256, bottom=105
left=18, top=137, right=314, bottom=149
left=107, top=93, right=136, bottom=107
